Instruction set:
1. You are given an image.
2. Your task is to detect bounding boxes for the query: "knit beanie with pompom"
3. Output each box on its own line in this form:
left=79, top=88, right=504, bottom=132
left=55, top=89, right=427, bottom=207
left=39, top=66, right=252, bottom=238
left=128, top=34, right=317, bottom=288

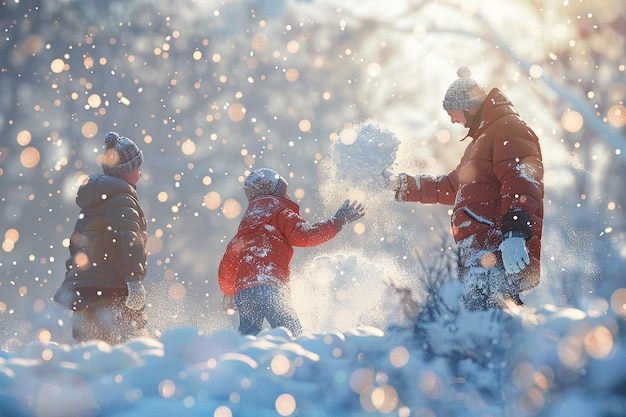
left=442, top=66, right=487, bottom=111
left=102, top=132, right=144, bottom=177
left=244, top=168, right=288, bottom=200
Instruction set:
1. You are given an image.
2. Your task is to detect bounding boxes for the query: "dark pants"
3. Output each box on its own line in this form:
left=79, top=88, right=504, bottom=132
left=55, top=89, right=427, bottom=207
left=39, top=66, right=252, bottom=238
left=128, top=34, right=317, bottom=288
left=72, top=298, right=148, bottom=344
left=235, top=285, right=302, bottom=337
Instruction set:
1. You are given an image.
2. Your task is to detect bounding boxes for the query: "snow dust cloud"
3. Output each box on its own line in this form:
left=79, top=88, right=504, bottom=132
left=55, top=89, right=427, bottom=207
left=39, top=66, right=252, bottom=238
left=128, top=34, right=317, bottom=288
left=287, top=121, right=428, bottom=333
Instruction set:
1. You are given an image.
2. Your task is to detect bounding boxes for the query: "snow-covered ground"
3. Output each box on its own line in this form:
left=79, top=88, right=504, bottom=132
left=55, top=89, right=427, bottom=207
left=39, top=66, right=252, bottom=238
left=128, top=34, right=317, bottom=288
left=1, top=293, right=625, bottom=417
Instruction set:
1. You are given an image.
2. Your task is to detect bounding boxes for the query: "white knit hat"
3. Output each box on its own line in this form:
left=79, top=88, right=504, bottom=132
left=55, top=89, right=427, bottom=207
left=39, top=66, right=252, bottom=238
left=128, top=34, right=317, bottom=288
left=244, top=168, right=288, bottom=200
left=442, top=66, right=487, bottom=111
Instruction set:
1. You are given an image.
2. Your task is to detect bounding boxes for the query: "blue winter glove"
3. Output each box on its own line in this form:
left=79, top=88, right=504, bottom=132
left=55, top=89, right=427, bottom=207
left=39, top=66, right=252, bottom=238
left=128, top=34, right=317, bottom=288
left=125, top=281, right=146, bottom=310
left=499, top=236, right=530, bottom=274
left=334, top=199, right=365, bottom=226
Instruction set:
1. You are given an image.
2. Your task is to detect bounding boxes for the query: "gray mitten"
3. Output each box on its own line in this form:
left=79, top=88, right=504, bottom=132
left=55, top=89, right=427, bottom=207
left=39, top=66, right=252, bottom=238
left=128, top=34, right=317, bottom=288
left=125, top=281, right=146, bottom=310
left=334, top=199, right=365, bottom=226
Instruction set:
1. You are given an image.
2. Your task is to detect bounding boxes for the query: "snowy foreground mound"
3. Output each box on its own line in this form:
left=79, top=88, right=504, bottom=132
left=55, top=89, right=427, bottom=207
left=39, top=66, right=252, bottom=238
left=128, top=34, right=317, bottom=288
left=1, top=304, right=625, bottom=417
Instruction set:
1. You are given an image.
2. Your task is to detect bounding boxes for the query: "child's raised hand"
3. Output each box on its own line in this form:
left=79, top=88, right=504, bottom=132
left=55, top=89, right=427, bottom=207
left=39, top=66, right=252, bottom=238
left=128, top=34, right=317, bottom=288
left=334, top=199, right=365, bottom=226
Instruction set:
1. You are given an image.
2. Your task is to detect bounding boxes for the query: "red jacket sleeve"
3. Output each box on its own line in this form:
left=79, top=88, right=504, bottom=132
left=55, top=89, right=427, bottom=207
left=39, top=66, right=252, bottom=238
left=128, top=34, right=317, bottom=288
left=403, top=173, right=458, bottom=206
left=276, top=208, right=342, bottom=248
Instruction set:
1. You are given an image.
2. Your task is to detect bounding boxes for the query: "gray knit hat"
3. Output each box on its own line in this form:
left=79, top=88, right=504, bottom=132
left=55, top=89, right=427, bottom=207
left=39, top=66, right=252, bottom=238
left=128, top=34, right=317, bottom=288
left=442, top=66, right=487, bottom=111
left=102, top=132, right=143, bottom=177
left=244, top=168, right=288, bottom=200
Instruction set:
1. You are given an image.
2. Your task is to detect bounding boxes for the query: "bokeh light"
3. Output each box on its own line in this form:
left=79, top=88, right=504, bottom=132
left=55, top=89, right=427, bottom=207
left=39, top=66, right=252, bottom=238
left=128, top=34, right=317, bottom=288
left=609, top=288, right=626, bottom=316
left=285, top=68, right=299, bottom=82
left=16, top=130, right=32, bottom=146
left=181, top=139, right=196, bottom=156
left=339, top=127, right=357, bottom=145
left=557, top=335, right=584, bottom=368
left=418, top=370, right=442, bottom=399
left=20, top=147, right=40, bottom=168
left=50, top=58, right=65, bottom=73
left=389, top=346, right=409, bottom=368
left=298, top=119, right=311, bottom=133
left=561, top=109, right=584, bottom=133
left=228, top=103, right=246, bottom=122
left=37, top=329, right=52, bottom=343
left=275, top=393, right=296, bottom=416
left=222, top=198, right=242, bottom=219
left=607, top=104, right=626, bottom=127
left=87, top=94, right=102, bottom=108
left=168, top=282, right=186, bottom=301
left=214, top=406, right=232, bottom=417
left=81, top=121, right=99, bottom=138
left=270, top=354, right=294, bottom=377
left=204, top=191, right=222, bottom=210
left=584, top=325, right=613, bottom=359
left=349, top=367, right=374, bottom=394
left=158, top=379, right=176, bottom=398
left=367, top=62, right=381, bottom=78
left=353, top=222, right=366, bottom=235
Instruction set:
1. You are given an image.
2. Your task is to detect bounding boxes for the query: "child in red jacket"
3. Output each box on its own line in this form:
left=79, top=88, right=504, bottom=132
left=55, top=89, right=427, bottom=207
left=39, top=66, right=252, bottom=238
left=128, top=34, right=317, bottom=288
left=218, top=168, right=364, bottom=336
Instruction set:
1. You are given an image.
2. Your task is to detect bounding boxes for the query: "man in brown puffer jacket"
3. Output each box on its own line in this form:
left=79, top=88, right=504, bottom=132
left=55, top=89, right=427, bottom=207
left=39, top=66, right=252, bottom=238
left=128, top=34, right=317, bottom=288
left=388, top=67, right=544, bottom=311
